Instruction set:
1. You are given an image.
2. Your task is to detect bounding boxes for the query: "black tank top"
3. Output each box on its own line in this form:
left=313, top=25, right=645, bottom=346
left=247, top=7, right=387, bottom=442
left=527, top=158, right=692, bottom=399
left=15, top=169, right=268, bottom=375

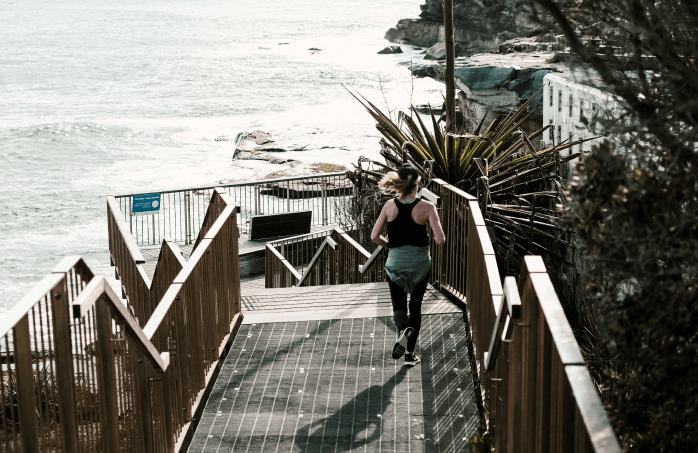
left=386, top=198, right=429, bottom=248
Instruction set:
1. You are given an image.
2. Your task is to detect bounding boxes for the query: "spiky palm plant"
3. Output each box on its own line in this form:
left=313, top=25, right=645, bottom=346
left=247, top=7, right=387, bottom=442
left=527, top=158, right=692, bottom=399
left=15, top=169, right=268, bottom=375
left=347, top=87, right=595, bottom=276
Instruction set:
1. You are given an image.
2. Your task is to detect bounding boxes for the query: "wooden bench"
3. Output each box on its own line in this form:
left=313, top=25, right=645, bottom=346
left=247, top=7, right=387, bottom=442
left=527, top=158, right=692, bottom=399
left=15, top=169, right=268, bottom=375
left=249, top=210, right=313, bottom=241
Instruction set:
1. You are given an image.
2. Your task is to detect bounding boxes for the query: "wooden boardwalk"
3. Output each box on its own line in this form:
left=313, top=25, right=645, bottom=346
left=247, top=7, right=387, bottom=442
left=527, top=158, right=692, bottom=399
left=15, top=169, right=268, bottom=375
left=240, top=283, right=462, bottom=324
left=188, top=284, right=479, bottom=452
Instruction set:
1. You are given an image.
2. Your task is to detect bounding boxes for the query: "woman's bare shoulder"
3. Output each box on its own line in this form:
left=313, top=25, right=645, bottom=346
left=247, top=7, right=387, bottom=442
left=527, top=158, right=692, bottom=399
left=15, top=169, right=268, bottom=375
left=417, top=199, right=436, bottom=211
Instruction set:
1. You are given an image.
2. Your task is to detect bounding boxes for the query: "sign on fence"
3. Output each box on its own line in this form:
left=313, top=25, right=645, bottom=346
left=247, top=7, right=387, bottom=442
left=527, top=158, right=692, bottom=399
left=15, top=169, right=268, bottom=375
left=132, top=193, right=161, bottom=215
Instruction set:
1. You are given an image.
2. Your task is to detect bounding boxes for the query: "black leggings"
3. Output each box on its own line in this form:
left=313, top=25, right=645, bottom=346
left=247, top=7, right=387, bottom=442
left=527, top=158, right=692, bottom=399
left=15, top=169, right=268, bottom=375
left=387, top=270, right=430, bottom=352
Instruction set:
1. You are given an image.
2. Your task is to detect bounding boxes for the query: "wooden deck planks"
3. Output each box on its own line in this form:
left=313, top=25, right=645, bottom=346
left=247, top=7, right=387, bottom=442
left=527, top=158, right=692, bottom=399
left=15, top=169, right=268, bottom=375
left=188, top=313, right=479, bottom=453
left=241, top=282, right=462, bottom=324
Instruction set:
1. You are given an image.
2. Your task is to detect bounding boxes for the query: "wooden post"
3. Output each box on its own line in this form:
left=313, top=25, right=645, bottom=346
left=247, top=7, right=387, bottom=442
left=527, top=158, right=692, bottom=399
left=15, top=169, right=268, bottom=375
left=134, top=349, right=155, bottom=453
left=95, top=297, right=120, bottom=453
left=50, top=280, right=80, bottom=452
left=444, top=0, right=456, bottom=133
left=13, top=315, right=40, bottom=453
left=174, top=295, right=192, bottom=422
left=161, top=370, right=176, bottom=452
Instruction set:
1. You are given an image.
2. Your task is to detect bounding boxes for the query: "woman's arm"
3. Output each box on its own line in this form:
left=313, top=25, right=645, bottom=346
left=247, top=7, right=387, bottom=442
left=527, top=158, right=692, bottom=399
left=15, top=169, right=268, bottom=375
left=428, top=203, right=446, bottom=245
left=371, top=202, right=390, bottom=248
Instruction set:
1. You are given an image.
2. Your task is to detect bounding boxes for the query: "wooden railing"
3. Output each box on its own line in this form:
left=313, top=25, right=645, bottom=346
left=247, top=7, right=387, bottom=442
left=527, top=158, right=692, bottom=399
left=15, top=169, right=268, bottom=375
left=0, top=188, right=242, bottom=453
left=0, top=188, right=241, bottom=453
left=107, top=188, right=236, bottom=326
left=0, top=257, right=173, bottom=453
left=265, top=228, right=387, bottom=288
left=427, top=178, right=621, bottom=452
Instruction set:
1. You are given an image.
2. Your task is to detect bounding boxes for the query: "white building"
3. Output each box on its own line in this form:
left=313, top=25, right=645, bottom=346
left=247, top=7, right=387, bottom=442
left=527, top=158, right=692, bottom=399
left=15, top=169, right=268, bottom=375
left=542, top=73, right=617, bottom=155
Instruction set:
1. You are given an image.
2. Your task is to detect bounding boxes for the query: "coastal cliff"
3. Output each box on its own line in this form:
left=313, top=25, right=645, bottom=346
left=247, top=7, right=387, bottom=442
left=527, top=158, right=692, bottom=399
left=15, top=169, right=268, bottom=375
left=385, top=0, right=540, bottom=53
left=386, top=0, right=567, bottom=134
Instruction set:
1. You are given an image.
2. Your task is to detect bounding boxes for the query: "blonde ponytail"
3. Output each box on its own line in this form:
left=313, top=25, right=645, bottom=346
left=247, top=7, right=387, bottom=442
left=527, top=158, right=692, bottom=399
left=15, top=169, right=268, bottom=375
left=378, top=171, right=416, bottom=197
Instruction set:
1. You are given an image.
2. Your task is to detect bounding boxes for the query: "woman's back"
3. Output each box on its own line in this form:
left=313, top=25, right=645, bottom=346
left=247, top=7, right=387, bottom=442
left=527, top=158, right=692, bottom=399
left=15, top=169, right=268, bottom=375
left=386, top=198, right=429, bottom=248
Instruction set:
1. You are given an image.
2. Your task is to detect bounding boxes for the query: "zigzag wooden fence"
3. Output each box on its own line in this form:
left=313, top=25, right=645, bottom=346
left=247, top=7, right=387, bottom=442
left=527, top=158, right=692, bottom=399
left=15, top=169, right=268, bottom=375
left=0, top=189, right=242, bottom=453
left=265, top=228, right=387, bottom=288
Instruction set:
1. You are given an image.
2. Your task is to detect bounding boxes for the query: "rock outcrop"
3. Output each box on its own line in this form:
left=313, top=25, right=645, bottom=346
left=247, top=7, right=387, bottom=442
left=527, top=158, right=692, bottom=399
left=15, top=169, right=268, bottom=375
left=424, top=42, right=462, bottom=60
left=385, top=0, right=540, bottom=53
left=377, top=45, right=403, bottom=54
left=233, top=131, right=298, bottom=165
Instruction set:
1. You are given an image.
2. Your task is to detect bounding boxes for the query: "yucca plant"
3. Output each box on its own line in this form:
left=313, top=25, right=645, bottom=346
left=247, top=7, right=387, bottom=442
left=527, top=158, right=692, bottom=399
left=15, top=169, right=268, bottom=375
left=346, top=86, right=596, bottom=276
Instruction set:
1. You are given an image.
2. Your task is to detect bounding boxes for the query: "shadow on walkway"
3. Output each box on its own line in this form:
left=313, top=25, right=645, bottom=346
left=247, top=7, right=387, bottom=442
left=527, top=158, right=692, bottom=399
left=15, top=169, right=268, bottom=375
left=294, top=367, right=408, bottom=452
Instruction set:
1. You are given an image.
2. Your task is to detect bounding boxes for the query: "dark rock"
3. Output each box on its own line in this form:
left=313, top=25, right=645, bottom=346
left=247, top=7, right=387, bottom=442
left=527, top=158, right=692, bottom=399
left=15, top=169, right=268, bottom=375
left=497, top=36, right=552, bottom=54
left=495, top=31, right=519, bottom=43
left=454, top=66, right=518, bottom=90
left=261, top=179, right=353, bottom=199
left=424, top=42, right=462, bottom=60
left=454, top=65, right=554, bottom=111
left=377, top=45, right=403, bottom=54
left=254, top=145, right=287, bottom=153
left=308, top=48, right=321, bottom=51
left=413, top=104, right=444, bottom=115
left=385, top=19, right=441, bottom=47
left=388, top=1, right=539, bottom=52
left=507, top=68, right=553, bottom=107
left=411, top=63, right=443, bottom=79
left=236, top=151, right=296, bottom=165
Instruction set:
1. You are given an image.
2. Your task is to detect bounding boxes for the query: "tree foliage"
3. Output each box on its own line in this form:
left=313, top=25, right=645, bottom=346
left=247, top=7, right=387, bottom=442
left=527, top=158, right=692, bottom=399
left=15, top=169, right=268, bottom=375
left=345, top=88, right=594, bottom=276
left=526, top=0, right=698, bottom=450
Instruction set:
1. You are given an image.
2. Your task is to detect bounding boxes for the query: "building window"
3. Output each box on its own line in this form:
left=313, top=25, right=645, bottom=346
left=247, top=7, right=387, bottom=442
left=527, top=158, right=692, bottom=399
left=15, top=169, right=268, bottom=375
left=549, top=86, right=553, bottom=107
left=557, top=125, right=562, bottom=144
left=569, top=95, right=574, bottom=117
left=549, top=120, right=554, bottom=142
left=569, top=132, right=574, bottom=154
left=558, top=90, right=562, bottom=112
left=579, top=100, right=584, bottom=121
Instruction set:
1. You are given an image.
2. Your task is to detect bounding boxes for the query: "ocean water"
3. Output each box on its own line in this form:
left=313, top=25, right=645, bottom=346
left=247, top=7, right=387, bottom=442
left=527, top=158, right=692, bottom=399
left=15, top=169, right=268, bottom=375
left=0, top=0, right=445, bottom=313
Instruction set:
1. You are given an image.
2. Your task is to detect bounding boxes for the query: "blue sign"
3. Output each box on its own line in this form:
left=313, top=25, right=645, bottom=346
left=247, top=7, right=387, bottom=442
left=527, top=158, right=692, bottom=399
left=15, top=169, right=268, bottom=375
left=132, top=193, right=161, bottom=215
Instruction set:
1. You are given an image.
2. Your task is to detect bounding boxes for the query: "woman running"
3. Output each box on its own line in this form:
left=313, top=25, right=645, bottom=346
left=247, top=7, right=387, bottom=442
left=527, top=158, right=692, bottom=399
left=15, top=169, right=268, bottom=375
left=370, top=163, right=446, bottom=366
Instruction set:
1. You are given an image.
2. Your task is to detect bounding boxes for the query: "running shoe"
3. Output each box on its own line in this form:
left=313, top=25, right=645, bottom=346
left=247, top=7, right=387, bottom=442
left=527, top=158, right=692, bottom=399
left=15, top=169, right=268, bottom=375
left=392, top=327, right=414, bottom=359
left=404, top=353, right=421, bottom=366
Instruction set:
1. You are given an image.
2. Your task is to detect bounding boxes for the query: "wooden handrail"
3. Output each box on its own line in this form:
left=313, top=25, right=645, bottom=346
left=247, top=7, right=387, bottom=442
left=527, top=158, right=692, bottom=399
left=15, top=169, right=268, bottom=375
left=107, top=196, right=146, bottom=264
left=296, top=236, right=337, bottom=286
left=483, top=276, right=521, bottom=371
left=429, top=179, right=621, bottom=452
left=266, top=226, right=336, bottom=247
left=334, top=227, right=372, bottom=259
left=358, top=244, right=385, bottom=273
left=266, top=244, right=302, bottom=281
left=265, top=227, right=388, bottom=288
left=72, top=276, right=169, bottom=372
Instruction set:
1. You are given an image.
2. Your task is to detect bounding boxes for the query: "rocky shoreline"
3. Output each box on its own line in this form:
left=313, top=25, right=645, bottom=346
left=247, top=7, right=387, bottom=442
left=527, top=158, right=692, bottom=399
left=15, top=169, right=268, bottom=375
left=222, top=130, right=349, bottom=184
left=383, top=0, right=574, bottom=132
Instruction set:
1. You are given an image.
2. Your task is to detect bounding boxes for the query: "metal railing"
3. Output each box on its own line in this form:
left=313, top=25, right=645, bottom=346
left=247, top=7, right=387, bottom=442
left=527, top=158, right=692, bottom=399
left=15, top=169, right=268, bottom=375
left=0, top=189, right=243, bottom=453
left=265, top=228, right=387, bottom=288
left=111, top=173, right=350, bottom=248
